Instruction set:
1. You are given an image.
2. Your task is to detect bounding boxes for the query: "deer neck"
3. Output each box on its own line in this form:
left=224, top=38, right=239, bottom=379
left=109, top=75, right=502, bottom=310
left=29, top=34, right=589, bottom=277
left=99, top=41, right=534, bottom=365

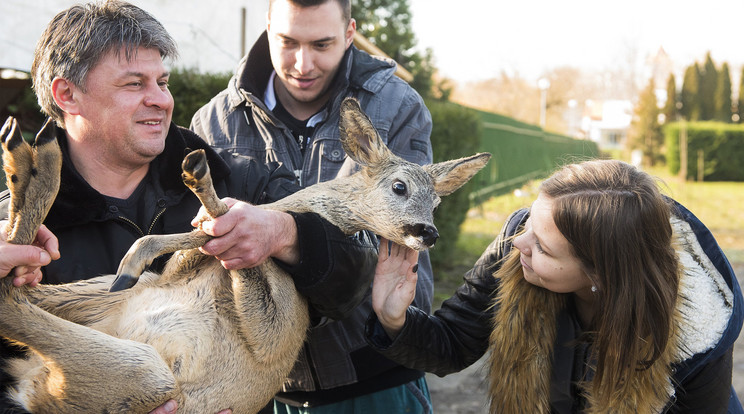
left=264, top=176, right=370, bottom=235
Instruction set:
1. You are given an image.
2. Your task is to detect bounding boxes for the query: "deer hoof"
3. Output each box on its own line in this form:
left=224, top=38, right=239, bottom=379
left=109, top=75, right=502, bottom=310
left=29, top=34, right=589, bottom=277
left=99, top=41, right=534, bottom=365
left=109, top=274, right=139, bottom=292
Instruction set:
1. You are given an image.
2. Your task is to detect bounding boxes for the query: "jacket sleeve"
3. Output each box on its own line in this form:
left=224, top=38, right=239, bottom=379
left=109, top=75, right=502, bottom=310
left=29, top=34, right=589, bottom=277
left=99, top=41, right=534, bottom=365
left=668, top=347, right=733, bottom=413
left=383, top=83, right=433, bottom=167
left=278, top=211, right=378, bottom=322
left=365, top=209, right=529, bottom=376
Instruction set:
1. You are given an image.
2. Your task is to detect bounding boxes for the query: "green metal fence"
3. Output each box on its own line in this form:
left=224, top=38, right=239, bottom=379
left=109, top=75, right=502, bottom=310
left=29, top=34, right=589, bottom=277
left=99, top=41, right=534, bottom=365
left=468, top=109, right=600, bottom=203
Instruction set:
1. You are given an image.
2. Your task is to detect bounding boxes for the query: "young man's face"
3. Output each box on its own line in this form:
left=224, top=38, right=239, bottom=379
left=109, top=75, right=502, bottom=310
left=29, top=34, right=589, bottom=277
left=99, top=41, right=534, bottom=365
left=267, top=0, right=355, bottom=115
left=69, top=47, right=173, bottom=166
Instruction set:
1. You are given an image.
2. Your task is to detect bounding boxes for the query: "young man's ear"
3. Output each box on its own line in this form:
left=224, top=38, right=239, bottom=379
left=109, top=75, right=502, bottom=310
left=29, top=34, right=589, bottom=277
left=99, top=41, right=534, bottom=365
left=345, top=18, right=356, bottom=49
left=51, top=77, right=80, bottom=116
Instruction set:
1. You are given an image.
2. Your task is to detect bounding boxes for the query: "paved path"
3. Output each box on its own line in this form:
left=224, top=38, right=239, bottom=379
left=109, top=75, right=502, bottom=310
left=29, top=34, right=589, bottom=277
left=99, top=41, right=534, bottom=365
left=427, top=261, right=744, bottom=413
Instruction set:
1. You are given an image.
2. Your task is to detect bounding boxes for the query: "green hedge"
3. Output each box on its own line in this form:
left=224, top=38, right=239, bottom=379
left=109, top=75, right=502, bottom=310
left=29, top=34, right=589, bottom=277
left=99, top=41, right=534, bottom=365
left=664, top=121, right=744, bottom=181
left=425, top=100, right=483, bottom=272
left=168, top=68, right=232, bottom=127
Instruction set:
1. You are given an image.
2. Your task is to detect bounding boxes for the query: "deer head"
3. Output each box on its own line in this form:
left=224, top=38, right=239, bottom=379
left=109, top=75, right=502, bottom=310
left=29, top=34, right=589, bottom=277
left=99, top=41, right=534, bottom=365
left=331, top=97, right=491, bottom=250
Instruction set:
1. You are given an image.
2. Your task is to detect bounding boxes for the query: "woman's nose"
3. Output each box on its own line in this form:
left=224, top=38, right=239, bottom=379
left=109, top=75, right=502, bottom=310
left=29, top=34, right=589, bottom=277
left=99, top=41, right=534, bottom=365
left=513, top=233, right=530, bottom=255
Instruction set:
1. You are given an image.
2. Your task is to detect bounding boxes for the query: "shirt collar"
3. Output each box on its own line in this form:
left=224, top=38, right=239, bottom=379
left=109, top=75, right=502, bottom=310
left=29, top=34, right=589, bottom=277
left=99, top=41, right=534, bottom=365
left=264, top=70, right=326, bottom=127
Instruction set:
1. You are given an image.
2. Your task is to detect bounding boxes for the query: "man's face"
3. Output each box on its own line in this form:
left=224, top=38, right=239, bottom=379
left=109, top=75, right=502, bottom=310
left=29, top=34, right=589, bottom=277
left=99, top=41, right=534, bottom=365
left=267, top=0, right=354, bottom=114
left=71, top=47, right=173, bottom=167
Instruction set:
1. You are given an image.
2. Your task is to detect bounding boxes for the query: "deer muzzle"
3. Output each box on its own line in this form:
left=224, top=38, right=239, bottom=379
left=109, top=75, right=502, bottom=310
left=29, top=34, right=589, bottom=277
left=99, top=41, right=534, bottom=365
left=405, top=223, right=439, bottom=248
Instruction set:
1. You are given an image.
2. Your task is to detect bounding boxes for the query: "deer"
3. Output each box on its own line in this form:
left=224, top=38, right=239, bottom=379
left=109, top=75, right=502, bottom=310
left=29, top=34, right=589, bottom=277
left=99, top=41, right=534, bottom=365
left=0, top=97, right=490, bottom=413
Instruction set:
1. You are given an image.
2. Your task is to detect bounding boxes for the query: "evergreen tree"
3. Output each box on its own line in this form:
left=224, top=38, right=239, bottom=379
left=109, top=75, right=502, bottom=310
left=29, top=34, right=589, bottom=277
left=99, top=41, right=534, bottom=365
left=662, top=73, right=677, bottom=123
left=714, top=62, right=733, bottom=122
left=699, top=52, right=718, bottom=120
left=629, top=78, right=663, bottom=166
left=353, top=0, right=435, bottom=98
left=680, top=63, right=701, bottom=121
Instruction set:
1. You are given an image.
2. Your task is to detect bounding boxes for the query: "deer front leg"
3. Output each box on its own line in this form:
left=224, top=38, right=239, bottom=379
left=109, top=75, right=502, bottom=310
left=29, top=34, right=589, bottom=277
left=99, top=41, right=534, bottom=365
left=181, top=149, right=229, bottom=218
left=109, top=149, right=228, bottom=291
left=109, top=231, right=212, bottom=291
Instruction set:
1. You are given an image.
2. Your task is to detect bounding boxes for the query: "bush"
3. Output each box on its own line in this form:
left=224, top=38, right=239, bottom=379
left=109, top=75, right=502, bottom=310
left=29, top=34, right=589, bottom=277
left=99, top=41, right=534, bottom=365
left=425, top=100, right=483, bottom=276
left=664, top=121, right=744, bottom=181
left=168, top=67, right=232, bottom=127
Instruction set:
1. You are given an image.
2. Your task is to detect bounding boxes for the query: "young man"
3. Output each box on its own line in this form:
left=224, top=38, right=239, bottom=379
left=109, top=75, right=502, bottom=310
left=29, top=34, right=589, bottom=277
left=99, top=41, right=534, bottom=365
left=191, top=0, right=434, bottom=412
left=0, top=2, right=377, bottom=413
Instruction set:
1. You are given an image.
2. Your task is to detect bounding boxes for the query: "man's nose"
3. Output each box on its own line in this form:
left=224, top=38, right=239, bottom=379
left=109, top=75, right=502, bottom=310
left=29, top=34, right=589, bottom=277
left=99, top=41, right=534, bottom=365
left=294, top=47, right=314, bottom=74
left=145, top=83, right=172, bottom=109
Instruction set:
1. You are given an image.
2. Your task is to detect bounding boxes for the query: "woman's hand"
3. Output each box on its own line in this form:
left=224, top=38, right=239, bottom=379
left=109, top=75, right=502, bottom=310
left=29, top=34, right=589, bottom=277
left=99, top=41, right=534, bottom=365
left=371, top=237, right=419, bottom=339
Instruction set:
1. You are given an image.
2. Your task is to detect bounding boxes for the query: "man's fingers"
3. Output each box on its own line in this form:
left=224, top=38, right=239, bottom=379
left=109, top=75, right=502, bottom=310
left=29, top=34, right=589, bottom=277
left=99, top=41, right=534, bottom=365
left=35, top=225, right=60, bottom=259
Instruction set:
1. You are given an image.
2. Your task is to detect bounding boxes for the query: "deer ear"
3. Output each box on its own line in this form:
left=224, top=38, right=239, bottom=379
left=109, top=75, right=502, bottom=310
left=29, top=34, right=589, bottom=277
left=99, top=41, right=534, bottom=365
left=338, top=97, right=391, bottom=166
left=424, top=152, right=491, bottom=197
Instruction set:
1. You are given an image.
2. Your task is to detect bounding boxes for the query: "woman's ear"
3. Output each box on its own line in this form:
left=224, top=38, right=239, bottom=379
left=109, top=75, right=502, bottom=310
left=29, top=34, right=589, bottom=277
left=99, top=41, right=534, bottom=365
left=51, top=77, right=80, bottom=115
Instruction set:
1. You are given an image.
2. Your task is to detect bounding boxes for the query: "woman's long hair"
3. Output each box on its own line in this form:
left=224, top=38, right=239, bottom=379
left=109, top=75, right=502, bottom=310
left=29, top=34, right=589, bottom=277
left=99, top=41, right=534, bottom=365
left=541, top=159, right=679, bottom=407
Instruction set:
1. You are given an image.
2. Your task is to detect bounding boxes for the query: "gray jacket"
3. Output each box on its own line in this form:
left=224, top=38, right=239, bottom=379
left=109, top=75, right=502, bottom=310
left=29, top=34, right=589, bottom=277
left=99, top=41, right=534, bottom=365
left=191, top=31, right=434, bottom=402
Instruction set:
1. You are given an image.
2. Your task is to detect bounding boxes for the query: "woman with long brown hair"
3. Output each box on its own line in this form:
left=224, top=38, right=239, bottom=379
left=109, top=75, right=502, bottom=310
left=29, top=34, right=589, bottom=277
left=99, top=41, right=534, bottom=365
left=366, top=159, right=743, bottom=413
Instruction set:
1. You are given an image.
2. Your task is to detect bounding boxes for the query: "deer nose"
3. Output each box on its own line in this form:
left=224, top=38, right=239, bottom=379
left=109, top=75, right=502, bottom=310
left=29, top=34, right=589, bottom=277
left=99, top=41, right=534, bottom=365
left=412, top=223, right=439, bottom=247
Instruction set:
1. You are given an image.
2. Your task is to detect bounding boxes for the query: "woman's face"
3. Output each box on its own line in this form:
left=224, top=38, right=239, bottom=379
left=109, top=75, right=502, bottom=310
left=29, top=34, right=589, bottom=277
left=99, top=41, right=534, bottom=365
left=513, top=193, right=594, bottom=295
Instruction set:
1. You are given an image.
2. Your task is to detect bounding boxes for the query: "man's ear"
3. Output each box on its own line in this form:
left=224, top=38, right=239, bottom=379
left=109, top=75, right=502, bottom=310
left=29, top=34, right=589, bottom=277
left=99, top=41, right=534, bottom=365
left=51, top=77, right=80, bottom=115
left=345, top=18, right=356, bottom=49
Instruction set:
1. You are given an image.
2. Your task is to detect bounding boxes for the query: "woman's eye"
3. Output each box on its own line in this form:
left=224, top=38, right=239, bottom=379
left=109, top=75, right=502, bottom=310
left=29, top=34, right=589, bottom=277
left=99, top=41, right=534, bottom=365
left=392, top=181, right=406, bottom=195
left=535, top=240, right=545, bottom=254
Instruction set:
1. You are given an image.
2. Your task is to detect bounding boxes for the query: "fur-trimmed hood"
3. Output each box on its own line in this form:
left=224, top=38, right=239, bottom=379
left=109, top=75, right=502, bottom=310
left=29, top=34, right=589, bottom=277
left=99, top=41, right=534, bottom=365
left=487, top=202, right=743, bottom=413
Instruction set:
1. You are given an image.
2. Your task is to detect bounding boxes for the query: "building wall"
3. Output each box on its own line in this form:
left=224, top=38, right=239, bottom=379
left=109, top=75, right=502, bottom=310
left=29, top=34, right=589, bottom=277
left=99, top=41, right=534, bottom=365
left=1, top=0, right=268, bottom=74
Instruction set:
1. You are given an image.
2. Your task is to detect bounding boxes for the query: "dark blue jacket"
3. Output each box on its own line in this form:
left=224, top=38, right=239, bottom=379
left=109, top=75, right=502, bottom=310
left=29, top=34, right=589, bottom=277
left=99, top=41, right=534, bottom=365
left=367, top=201, right=744, bottom=413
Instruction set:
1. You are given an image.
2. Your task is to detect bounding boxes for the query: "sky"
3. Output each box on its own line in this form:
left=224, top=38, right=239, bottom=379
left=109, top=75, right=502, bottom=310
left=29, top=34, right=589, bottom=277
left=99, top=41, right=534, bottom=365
left=408, top=0, right=744, bottom=85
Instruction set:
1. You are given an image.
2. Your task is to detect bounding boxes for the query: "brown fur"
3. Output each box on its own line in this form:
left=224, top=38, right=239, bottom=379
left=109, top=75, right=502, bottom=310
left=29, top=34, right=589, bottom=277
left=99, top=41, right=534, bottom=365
left=0, top=98, right=490, bottom=413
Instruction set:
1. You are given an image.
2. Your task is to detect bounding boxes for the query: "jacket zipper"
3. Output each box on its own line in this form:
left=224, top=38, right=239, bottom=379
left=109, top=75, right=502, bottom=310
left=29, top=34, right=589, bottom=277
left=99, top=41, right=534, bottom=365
left=116, top=207, right=167, bottom=237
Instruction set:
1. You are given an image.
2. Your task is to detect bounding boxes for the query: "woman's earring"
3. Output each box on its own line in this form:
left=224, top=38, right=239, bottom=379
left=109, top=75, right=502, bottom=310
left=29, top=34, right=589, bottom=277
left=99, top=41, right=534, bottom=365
left=591, top=285, right=598, bottom=293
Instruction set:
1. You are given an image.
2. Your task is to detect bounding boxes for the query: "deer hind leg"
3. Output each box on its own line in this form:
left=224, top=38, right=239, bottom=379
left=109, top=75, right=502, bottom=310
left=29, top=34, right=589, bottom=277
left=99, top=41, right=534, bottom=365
left=109, top=149, right=228, bottom=291
left=1, top=117, right=61, bottom=245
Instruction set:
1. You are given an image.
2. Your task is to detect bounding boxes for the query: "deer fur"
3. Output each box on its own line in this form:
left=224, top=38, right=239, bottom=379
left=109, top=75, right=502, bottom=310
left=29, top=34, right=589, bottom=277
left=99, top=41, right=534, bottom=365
left=0, top=98, right=490, bottom=413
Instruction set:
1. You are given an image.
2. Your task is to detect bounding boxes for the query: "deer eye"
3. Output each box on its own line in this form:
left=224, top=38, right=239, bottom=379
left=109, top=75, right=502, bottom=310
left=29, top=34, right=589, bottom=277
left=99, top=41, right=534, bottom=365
left=392, top=180, right=407, bottom=195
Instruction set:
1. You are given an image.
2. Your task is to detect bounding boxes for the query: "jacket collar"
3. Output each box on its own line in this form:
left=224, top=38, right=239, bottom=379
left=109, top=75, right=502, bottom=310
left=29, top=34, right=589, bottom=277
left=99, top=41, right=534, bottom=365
left=44, top=121, right=231, bottom=229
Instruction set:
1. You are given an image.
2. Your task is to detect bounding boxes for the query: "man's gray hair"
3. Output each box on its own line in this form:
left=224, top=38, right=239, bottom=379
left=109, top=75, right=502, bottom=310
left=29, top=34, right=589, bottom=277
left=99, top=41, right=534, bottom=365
left=31, top=0, right=178, bottom=126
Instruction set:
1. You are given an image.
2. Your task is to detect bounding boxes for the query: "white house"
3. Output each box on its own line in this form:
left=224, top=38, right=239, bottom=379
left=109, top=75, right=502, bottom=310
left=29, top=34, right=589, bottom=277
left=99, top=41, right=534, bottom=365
left=580, top=99, right=633, bottom=150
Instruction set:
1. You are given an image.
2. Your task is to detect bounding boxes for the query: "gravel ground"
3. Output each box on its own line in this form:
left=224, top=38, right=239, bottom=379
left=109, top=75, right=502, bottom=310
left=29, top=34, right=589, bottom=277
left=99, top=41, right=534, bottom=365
left=427, top=261, right=744, bottom=413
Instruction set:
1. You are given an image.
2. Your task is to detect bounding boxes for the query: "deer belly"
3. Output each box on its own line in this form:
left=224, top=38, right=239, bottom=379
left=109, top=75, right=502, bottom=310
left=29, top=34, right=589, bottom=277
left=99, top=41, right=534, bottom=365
left=113, top=283, right=229, bottom=382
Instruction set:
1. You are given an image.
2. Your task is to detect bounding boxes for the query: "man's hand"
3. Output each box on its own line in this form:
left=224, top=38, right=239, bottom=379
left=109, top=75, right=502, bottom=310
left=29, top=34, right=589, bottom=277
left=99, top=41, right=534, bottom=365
left=0, top=222, right=60, bottom=287
left=371, top=237, right=419, bottom=339
left=193, top=198, right=299, bottom=269
left=148, top=399, right=232, bottom=414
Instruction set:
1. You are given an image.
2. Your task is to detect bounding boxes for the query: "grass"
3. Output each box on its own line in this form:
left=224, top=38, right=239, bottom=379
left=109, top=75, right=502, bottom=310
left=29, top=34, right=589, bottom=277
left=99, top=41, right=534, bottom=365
left=433, top=165, right=744, bottom=308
